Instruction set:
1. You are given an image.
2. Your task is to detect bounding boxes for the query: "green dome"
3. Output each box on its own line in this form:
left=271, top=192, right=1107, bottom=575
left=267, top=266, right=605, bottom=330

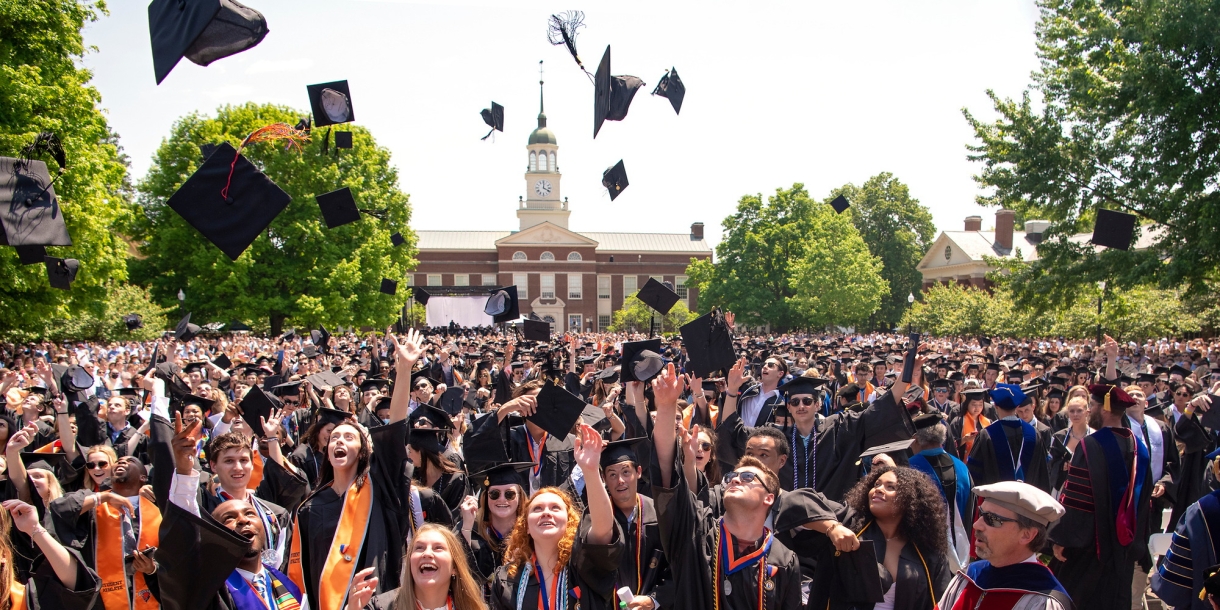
left=529, top=113, right=557, bottom=145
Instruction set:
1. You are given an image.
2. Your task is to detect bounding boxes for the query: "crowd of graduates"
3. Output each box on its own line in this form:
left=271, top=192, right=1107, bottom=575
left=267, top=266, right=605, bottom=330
left=1, top=318, right=1220, bottom=610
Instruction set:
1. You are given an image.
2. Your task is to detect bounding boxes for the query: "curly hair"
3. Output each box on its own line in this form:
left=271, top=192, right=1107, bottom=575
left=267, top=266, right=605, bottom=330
left=842, top=465, right=947, bottom=556
left=503, top=487, right=582, bottom=578
left=395, top=524, right=488, bottom=610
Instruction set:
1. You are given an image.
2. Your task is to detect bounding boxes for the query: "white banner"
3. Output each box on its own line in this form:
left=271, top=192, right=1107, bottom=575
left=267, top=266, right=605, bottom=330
left=425, top=296, right=494, bottom=327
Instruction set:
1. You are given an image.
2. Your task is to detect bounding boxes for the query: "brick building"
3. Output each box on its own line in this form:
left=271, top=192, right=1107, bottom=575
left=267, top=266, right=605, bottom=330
left=410, top=85, right=712, bottom=332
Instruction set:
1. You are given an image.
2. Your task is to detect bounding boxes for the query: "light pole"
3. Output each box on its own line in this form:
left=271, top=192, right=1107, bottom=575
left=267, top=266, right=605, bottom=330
left=1095, top=280, right=1106, bottom=347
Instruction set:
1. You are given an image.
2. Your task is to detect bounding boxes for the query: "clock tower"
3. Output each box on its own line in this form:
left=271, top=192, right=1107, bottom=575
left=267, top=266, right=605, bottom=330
left=518, top=70, right=569, bottom=231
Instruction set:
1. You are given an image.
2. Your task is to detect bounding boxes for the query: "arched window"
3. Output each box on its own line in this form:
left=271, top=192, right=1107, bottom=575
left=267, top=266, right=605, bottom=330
left=567, top=251, right=582, bottom=261
left=512, top=251, right=527, bottom=261
left=543, top=315, right=556, bottom=324
left=550, top=152, right=557, bottom=171
left=529, top=152, right=537, bottom=172
left=539, top=251, right=555, bottom=261
left=538, top=152, right=548, bottom=171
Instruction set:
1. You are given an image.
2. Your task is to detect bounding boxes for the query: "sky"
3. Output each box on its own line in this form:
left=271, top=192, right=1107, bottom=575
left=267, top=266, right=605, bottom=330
left=80, top=0, right=1043, bottom=249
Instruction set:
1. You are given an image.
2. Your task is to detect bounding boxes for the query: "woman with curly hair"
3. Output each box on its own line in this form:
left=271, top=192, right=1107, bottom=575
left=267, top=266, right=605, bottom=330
left=489, top=424, right=623, bottom=610
left=809, top=465, right=953, bottom=610
left=346, top=524, right=488, bottom=610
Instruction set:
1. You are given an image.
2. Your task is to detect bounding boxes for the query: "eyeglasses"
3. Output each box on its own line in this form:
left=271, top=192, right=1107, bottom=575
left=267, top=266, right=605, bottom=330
left=487, top=489, right=517, bottom=501
left=978, top=510, right=1021, bottom=528
left=1175, top=391, right=1191, bottom=397
left=788, top=397, right=816, bottom=407
left=86, top=461, right=110, bottom=470
left=698, top=442, right=712, bottom=452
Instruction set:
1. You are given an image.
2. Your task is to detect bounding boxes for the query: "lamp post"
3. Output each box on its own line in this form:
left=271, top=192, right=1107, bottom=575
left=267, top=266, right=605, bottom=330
left=1096, top=281, right=1106, bottom=347
left=177, top=289, right=185, bottom=314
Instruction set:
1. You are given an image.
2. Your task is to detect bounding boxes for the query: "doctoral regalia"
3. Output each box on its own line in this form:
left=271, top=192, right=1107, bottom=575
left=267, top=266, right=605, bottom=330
left=909, top=448, right=973, bottom=570
left=938, top=560, right=1071, bottom=610
left=966, top=418, right=1053, bottom=493
left=1150, top=489, right=1220, bottom=610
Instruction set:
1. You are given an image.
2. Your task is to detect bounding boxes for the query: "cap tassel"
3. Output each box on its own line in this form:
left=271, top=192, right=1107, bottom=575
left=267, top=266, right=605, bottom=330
left=220, top=123, right=310, bottom=203
left=547, top=11, right=594, bottom=83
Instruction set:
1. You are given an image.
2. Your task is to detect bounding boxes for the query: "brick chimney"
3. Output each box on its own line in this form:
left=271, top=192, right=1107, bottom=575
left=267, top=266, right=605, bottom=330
left=964, top=215, right=982, bottom=231
left=995, top=209, right=1015, bottom=251
left=690, top=222, right=704, bottom=240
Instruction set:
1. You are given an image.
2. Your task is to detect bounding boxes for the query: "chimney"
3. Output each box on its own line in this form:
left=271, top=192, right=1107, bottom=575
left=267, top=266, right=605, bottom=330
left=995, top=209, right=1015, bottom=251
left=964, top=215, right=983, bottom=231
left=690, top=222, right=705, bottom=240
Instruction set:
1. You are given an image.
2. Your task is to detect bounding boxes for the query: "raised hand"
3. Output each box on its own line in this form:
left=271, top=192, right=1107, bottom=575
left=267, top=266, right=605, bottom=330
left=652, top=363, right=683, bottom=411
left=347, top=567, right=379, bottom=610
left=726, top=357, right=747, bottom=392
left=3, top=500, right=40, bottom=535
left=390, top=329, right=426, bottom=366
left=573, top=424, right=606, bottom=472
left=6, top=422, right=37, bottom=453
left=260, top=408, right=284, bottom=440
left=171, top=412, right=201, bottom=474
left=1104, top=335, right=1120, bottom=359
left=724, top=311, right=735, bottom=330
left=459, top=495, right=478, bottom=529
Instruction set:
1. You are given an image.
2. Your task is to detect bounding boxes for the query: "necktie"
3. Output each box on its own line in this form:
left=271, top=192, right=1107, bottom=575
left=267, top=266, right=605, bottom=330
left=121, top=512, right=137, bottom=556
left=253, top=572, right=270, bottom=607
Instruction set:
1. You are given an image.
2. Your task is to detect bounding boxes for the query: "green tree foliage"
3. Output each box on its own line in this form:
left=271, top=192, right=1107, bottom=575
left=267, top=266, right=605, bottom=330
left=44, top=283, right=171, bottom=342
left=686, top=184, right=886, bottom=331
left=608, top=291, right=696, bottom=334
left=129, top=103, right=416, bottom=334
left=0, top=1, right=133, bottom=337
left=963, top=0, right=1220, bottom=308
left=832, top=173, right=935, bottom=330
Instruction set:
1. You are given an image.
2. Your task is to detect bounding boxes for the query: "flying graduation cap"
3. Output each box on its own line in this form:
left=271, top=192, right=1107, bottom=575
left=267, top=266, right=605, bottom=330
left=412, top=286, right=431, bottom=305
left=0, top=156, right=72, bottom=248
left=593, top=46, right=645, bottom=138
left=147, top=0, right=269, bottom=85
left=334, top=131, right=352, bottom=150
left=123, top=314, right=144, bottom=331
left=602, top=160, right=629, bottom=201
left=175, top=313, right=202, bottom=341
left=522, top=319, right=550, bottom=342
left=316, top=187, right=361, bottom=228
left=380, top=278, right=398, bottom=295
left=15, top=246, right=46, bottom=266
left=485, top=286, right=520, bottom=324
left=480, top=102, right=504, bottom=141
left=1091, top=208, right=1137, bottom=251
left=652, top=67, right=685, bottom=114
left=307, top=81, right=355, bottom=127
left=830, top=194, right=850, bottom=214
left=391, top=232, right=406, bottom=247
left=636, top=277, right=680, bottom=314
left=43, top=257, right=79, bottom=290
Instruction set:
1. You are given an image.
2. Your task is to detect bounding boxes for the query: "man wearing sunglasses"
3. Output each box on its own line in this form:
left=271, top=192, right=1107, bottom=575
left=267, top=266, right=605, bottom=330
left=938, top=481, right=1071, bottom=610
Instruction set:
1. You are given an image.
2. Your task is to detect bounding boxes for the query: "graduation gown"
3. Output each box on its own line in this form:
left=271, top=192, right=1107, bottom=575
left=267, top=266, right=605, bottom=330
left=938, top=560, right=1072, bottom=610
left=1170, top=411, right=1214, bottom=531
left=465, top=414, right=576, bottom=494
left=17, top=547, right=102, bottom=610
left=610, top=495, right=673, bottom=606
left=1048, top=426, right=1153, bottom=610
left=908, top=448, right=972, bottom=570
left=287, top=443, right=325, bottom=489
left=966, top=418, right=1053, bottom=493
left=461, top=527, right=508, bottom=597
left=1150, top=489, right=1220, bottom=610
left=488, top=519, right=624, bottom=610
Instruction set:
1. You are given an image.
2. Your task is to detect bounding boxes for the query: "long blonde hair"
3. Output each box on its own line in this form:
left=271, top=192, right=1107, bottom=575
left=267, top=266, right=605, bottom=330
left=503, top=487, right=581, bottom=578
left=394, top=524, right=487, bottom=610
left=475, top=484, right=526, bottom=554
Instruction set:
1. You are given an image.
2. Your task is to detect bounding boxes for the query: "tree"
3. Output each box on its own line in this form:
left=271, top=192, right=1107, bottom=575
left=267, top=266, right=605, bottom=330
left=963, top=0, right=1220, bottom=309
left=832, top=173, right=935, bottom=330
left=0, top=1, right=134, bottom=339
left=686, top=184, right=885, bottom=331
left=607, top=291, right=696, bottom=334
left=44, top=283, right=171, bottom=342
left=129, top=103, right=416, bottom=334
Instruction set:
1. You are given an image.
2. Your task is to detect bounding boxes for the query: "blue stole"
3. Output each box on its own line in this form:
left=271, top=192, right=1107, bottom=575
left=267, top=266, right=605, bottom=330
left=1091, top=427, right=1149, bottom=536
left=985, top=419, right=1036, bottom=482
left=909, top=448, right=972, bottom=522
left=966, top=560, right=1068, bottom=595
left=225, top=564, right=302, bottom=610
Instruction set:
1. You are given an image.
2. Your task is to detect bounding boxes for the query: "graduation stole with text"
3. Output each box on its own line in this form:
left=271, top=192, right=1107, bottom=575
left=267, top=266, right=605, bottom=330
left=287, top=476, right=374, bottom=609
left=96, top=496, right=161, bottom=610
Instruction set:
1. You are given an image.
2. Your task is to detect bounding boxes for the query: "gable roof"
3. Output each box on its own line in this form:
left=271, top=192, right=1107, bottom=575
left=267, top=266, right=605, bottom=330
left=917, top=225, right=1166, bottom=272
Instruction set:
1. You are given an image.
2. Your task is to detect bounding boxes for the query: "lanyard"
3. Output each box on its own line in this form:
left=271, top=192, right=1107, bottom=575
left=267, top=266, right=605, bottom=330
left=527, top=432, right=549, bottom=478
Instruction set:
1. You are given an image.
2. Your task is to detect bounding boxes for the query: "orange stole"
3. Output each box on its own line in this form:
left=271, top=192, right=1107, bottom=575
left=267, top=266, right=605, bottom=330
left=248, top=451, right=264, bottom=490
left=8, top=581, right=25, bottom=610
left=96, top=496, right=161, bottom=610
left=287, top=477, right=374, bottom=609
left=33, top=440, right=60, bottom=454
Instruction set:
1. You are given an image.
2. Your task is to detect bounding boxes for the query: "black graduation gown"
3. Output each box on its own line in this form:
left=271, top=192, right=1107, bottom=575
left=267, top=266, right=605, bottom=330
left=287, top=443, right=326, bottom=489
left=611, top=495, right=673, bottom=606
left=648, top=446, right=803, bottom=610
left=489, top=519, right=624, bottom=610
left=965, top=418, right=1053, bottom=493
left=73, top=399, right=141, bottom=458
left=430, top=470, right=468, bottom=516
left=1170, top=411, right=1214, bottom=530
left=461, top=527, right=507, bottom=595
left=1048, top=427, right=1153, bottom=610
left=465, top=414, right=576, bottom=493
left=295, top=420, right=454, bottom=605
left=20, top=547, right=101, bottom=610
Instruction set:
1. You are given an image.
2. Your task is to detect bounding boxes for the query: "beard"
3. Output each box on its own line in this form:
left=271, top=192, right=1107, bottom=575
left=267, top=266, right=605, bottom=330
left=1088, top=408, right=1105, bottom=430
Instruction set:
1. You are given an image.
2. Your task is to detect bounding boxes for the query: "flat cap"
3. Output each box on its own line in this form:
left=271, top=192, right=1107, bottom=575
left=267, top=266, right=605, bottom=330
left=974, top=481, right=1064, bottom=526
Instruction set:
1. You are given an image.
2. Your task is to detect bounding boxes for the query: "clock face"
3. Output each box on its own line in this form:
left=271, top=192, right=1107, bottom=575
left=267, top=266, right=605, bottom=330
left=534, top=180, right=552, bottom=197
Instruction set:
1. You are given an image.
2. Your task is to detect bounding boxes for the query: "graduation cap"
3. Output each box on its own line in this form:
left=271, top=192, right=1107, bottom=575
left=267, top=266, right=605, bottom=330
left=315, top=407, right=353, bottom=428
left=411, top=286, right=431, bottom=305
left=58, top=364, right=94, bottom=393
left=181, top=393, right=216, bottom=412
left=271, top=380, right=304, bottom=396
left=830, top=540, right=886, bottom=603
left=147, top=0, right=269, bottom=84
left=391, top=232, right=406, bottom=247
left=438, top=386, right=466, bottom=415
left=409, top=403, right=454, bottom=431
left=860, top=438, right=916, bottom=459
left=1091, top=208, right=1137, bottom=250
left=469, top=461, right=533, bottom=489
left=316, top=187, right=360, bottom=228
left=334, top=131, right=352, bottom=149
left=600, top=437, right=645, bottom=469
left=480, top=102, right=504, bottom=141
left=581, top=404, right=611, bottom=434
left=123, top=313, right=144, bottom=332
left=522, top=319, right=550, bottom=342
left=989, top=383, right=1026, bottom=411
left=175, top=313, right=201, bottom=341
left=0, top=157, right=72, bottom=247
left=620, top=339, right=664, bottom=383
left=1169, top=364, right=1193, bottom=379
left=310, top=326, right=331, bottom=352
left=358, top=378, right=388, bottom=394
left=380, top=278, right=398, bottom=295
left=484, top=286, right=519, bottom=323
left=529, top=381, right=586, bottom=438
left=829, top=194, right=850, bottom=214
left=962, top=388, right=989, bottom=403
left=307, top=80, right=355, bottom=127
left=304, top=370, right=346, bottom=389
left=931, top=379, right=952, bottom=391
left=165, top=140, right=292, bottom=261
left=594, top=366, right=620, bottom=384
left=651, top=67, right=685, bottom=115
left=593, top=46, right=645, bottom=138
left=238, top=385, right=279, bottom=438
left=19, top=451, right=71, bottom=474
left=601, top=160, right=629, bottom=201
left=43, top=256, right=79, bottom=290
left=408, top=427, right=450, bottom=454
left=635, top=278, right=680, bottom=314
left=14, top=245, right=46, bottom=265
left=777, top=376, right=830, bottom=396
left=681, top=309, right=735, bottom=378
left=183, top=361, right=207, bottom=375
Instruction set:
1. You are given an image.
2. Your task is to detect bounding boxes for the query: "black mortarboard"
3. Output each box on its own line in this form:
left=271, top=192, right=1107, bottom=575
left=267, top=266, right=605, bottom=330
left=777, top=376, right=829, bottom=396
left=20, top=451, right=71, bottom=474
left=581, top=404, right=611, bottom=434
left=593, top=46, right=645, bottom=138
left=484, top=286, right=519, bottom=323
left=411, top=286, right=431, bottom=305
left=0, top=158, right=72, bottom=248
left=480, top=102, right=504, bottom=140
left=271, top=380, right=303, bottom=396
left=316, top=187, right=360, bottom=229
left=166, top=141, right=292, bottom=261
left=409, top=403, right=454, bottom=431
left=183, top=361, right=207, bottom=375
left=147, top=0, right=268, bottom=84
left=408, top=427, right=450, bottom=454
left=651, top=67, right=685, bottom=115
left=358, top=378, right=388, bottom=393
left=175, top=313, right=201, bottom=341
left=15, top=245, right=46, bottom=265
left=830, top=539, right=887, bottom=603
left=595, top=366, right=620, bottom=384
left=1091, top=208, right=1137, bottom=250
left=380, top=278, right=398, bottom=295
left=43, top=256, right=79, bottom=290
left=1169, top=364, right=1193, bottom=379
left=860, top=438, right=917, bottom=459
left=829, top=194, right=850, bottom=214
left=1136, top=372, right=1158, bottom=383
left=600, top=437, right=645, bottom=468
left=315, top=407, right=352, bottom=427
left=601, top=160, right=629, bottom=201
left=311, top=326, right=331, bottom=352
left=530, top=380, right=586, bottom=438
left=523, top=319, right=550, bottom=342
left=334, top=131, right=352, bottom=149
left=304, top=370, right=345, bottom=389
left=469, top=461, right=533, bottom=489
left=238, top=385, right=279, bottom=438
left=979, top=337, right=992, bottom=347
left=636, top=277, right=680, bottom=314
left=438, top=387, right=465, bottom=416
left=181, top=393, right=216, bottom=412
left=391, top=232, right=406, bottom=247
left=307, top=80, right=355, bottom=127
left=962, top=388, right=989, bottom=402
left=620, top=339, right=663, bottom=383
left=123, top=313, right=144, bottom=331
left=680, top=309, right=735, bottom=377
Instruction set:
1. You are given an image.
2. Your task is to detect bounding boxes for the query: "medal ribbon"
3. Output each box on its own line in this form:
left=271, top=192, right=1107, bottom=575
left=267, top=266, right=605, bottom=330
left=527, top=432, right=549, bottom=478
left=712, top=519, right=772, bottom=610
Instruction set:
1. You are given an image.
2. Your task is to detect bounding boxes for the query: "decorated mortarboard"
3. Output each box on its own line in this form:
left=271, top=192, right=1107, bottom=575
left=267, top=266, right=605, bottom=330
left=601, top=160, right=629, bottom=201
left=147, top=0, right=268, bottom=84
left=829, top=194, right=850, bottom=214
left=484, top=286, right=520, bottom=323
left=593, top=46, right=645, bottom=138
left=165, top=138, right=294, bottom=261
left=619, top=339, right=663, bottom=383
left=307, top=80, right=355, bottom=127
left=651, top=67, right=685, bottom=115
left=522, top=319, right=550, bottom=342
left=778, top=376, right=830, bottom=396
left=600, top=436, right=646, bottom=468
left=19, top=451, right=71, bottom=473
left=681, top=309, right=735, bottom=378
left=1091, top=208, right=1137, bottom=250
left=530, top=380, right=587, bottom=438
left=409, top=403, right=454, bottom=431
left=43, top=257, right=79, bottom=290
left=238, top=385, right=279, bottom=438
left=380, top=278, right=398, bottom=295
left=175, top=313, right=201, bottom=341
left=860, top=438, right=917, bottom=459
left=316, top=187, right=360, bottom=229
left=438, top=386, right=466, bottom=415
left=636, top=278, right=680, bottom=314
left=480, top=102, right=504, bottom=141
left=0, top=155, right=72, bottom=248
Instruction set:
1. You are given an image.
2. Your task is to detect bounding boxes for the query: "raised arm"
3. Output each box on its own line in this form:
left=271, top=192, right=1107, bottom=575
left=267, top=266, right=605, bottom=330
left=574, top=424, right=613, bottom=545
left=1103, top=335, right=1119, bottom=381
left=718, top=358, right=747, bottom=422
left=388, top=329, right=425, bottom=424
left=5, top=422, right=36, bottom=503
left=53, top=395, right=78, bottom=461
left=5, top=499, right=78, bottom=588
left=652, top=363, right=683, bottom=488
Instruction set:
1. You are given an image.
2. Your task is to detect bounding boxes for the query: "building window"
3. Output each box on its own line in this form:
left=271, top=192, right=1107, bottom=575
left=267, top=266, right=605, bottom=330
left=482, top=274, right=497, bottom=286
left=513, top=273, right=528, bottom=299
left=623, top=275, right=637, bottom=295
left=406, top=275, right=414, bottom=286
left=454, top=274, right=469, bottom=287
left=598, top=275, right=610, bottom=299
left=512, top=251, right=527, bottom=261
left=568, top=274, right=582, bottom=299
left=598, top=315, right=611, bottom=330
left=540, top=274, right=555, bottom=299
left=676, top=275, right=688, bottom=299
left=550, top=152, right=556, bottom=171
left=540, top=251, right=555, bottom=261
left=529, top=152, right=537, bottom=172
left=427, top=274, right=441, bottom=286
left=568, top=314, right=582, bottom=331
left=538, top=152, right=548, bottom=171
left=567, top=251, right=582, bottom=261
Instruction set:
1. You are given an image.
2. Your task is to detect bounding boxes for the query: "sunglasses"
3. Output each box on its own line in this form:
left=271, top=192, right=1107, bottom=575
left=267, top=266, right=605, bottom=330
left=487, top=489, right=517, bottom=501
left=978, top=510, right=1021, bottom=528
left=1175, top=391, right=1191, bottom=397
left=788, top=397, right=816, bottom=407
left=723, top=470, right=773, bottom=494
left=86, top=461, right=110, bottom=470
left=698, top=442, right=712, bottom=452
